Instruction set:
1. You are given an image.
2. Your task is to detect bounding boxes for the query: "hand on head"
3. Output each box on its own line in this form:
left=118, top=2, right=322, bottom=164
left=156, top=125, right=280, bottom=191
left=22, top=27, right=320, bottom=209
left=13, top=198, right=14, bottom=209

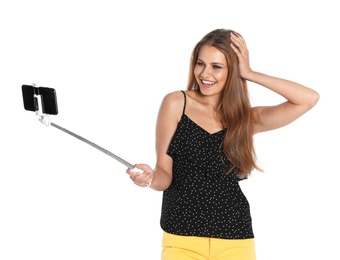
left=230, top=32, right=252, bottom=79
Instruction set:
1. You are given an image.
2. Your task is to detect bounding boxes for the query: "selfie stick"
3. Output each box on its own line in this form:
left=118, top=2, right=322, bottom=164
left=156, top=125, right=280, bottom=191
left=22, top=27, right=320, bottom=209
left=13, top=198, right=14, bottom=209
left=35, top=99, right=135, bottom=170
left=51, top=122, right=135, bottom=169
left=38, top=116, right=136, bottom=169
left=24, top=83, right=137, bottom=170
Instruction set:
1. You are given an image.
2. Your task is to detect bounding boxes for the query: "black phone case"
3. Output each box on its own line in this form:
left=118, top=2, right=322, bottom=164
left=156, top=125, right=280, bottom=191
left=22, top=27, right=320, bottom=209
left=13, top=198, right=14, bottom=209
left=39, top=87, right=58, bottom=115
left=22, top=85, right=36, bottom=112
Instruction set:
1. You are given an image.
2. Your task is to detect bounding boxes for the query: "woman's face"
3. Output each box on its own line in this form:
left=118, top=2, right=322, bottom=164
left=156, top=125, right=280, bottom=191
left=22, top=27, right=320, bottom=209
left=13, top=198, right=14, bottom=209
left=194, top=45, right=228, bottom=96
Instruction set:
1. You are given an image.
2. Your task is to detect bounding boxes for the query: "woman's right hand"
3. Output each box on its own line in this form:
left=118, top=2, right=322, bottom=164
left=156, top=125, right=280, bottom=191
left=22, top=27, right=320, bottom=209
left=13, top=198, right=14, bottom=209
left=126, top=163, right=154, bottom=188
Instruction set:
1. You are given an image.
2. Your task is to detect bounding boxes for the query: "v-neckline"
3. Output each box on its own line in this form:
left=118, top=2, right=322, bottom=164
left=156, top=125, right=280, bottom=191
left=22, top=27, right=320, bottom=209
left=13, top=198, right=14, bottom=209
left=182, top=114, right=225, bottom=135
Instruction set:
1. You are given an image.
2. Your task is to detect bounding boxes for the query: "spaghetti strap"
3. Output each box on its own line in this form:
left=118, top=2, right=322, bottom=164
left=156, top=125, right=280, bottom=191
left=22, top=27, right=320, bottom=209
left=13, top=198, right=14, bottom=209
left=180, top=90, right=186, bottom=115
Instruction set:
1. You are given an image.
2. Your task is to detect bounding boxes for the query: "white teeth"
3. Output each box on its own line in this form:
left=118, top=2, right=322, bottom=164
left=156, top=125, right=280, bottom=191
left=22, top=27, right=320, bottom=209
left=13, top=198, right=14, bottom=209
left=202, top=80, right=215, bottom=85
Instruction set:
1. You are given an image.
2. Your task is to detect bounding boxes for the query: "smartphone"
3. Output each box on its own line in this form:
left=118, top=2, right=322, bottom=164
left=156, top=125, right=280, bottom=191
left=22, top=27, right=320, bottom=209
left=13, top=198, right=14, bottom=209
left=39, top=87, right=58, bottom=115
left=21, top=85, right=58, bottom=115
left=22, top=84, right=37, bottom=112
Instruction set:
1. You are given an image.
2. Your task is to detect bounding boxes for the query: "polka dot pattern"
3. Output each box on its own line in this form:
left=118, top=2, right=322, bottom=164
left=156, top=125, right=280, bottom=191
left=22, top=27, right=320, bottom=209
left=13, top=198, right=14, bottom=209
left=160, top=92, right=254, bottom=239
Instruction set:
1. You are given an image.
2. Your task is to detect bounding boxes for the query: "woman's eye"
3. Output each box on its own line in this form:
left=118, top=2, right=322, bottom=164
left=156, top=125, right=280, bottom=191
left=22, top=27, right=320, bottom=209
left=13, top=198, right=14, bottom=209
left=196, top=61, right=204, bottom=66
left=213, top=65, right=222, bottom=69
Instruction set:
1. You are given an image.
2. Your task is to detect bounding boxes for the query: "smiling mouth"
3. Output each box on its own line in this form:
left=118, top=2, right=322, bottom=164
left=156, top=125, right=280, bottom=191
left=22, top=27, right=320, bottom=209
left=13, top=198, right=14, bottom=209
left=201, top=79, right=216, bottom=86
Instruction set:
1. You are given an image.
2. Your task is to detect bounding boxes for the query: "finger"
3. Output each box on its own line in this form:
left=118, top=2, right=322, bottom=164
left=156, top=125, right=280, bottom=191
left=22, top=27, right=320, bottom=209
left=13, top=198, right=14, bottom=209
left=135, top=170, right=152, bottom=182
left=230, top=32, right=245, bottom=44
left=133, top=170, right=153, bottom=187
left=230, top=43, right=244, bottom=60
left=230, top=42, right=241, bottom=54
left=230, top=32, right=241, bottom=44
left=134, top=163, right=152, bottom=172
left=230, top=36, right=242, bottom=54
left=129, top=172, right=140, bottom=181
left=230, top=33, right=247, bottom=51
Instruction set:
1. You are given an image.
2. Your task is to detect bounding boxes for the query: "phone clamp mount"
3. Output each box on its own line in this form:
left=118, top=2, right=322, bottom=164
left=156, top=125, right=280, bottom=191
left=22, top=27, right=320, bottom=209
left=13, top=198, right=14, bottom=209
left=21, top=83, right=136, bottom=170
left=32, top=85, right=52, bottom=127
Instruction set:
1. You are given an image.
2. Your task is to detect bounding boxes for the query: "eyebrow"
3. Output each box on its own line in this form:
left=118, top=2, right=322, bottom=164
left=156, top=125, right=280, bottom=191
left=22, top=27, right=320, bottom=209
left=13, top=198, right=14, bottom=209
left=197, top=59, right=226, bottom=66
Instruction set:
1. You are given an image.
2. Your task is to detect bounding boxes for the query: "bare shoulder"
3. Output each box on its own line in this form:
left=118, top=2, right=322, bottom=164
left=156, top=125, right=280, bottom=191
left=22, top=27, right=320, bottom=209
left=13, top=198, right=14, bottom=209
left=160, top=90, right=186, bottom=119
left=158, top=90, right=185, bottom=124
left=162, top=90, right=186, bottom=106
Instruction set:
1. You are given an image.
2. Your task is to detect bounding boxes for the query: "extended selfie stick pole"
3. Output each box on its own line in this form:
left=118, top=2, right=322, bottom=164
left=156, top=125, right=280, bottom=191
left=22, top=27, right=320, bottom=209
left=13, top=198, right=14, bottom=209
left=49, top=122, right=135, bottom=169
left=37, top=113, right=135, bottom=170
left=38, top=115, right=135, bottom=169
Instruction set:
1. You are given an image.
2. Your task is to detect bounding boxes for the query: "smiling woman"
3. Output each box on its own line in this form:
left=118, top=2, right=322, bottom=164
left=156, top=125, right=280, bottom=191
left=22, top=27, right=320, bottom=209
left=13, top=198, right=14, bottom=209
left=1, top=0, right=338, bottom=258
left=125, top=28, right=319, bottom=260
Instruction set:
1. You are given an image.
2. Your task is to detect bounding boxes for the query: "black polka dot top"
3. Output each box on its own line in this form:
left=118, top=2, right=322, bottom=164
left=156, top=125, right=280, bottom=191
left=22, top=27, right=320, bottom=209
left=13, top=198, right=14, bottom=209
left=160, top=91, right=254, bottom=239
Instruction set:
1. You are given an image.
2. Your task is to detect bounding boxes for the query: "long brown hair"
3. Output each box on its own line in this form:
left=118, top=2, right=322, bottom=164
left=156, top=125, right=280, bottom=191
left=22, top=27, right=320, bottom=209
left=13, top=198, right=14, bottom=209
left=187, top=28, right=262, bottom=178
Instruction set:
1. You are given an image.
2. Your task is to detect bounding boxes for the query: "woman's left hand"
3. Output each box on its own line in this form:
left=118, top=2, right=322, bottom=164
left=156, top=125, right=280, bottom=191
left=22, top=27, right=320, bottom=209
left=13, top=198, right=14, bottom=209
left=230, top=32, right=252, bottom=79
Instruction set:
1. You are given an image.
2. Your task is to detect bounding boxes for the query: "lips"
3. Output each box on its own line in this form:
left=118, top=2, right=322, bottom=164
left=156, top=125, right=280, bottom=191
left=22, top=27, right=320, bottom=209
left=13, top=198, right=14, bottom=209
left=201, top=80, right=215, bottom=85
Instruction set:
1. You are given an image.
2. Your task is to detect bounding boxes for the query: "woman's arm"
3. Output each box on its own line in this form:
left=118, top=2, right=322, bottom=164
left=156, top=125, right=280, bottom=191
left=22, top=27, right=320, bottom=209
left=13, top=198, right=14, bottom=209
left=230, top=32, right=320, bottom=134
left=126, top=91, right=184, bottom=191
left=248, top=72, right=319, bottom=133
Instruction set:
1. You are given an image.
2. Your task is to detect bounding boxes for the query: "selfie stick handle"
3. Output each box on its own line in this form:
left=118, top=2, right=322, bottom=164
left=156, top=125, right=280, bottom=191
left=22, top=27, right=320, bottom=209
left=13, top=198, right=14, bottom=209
left=50, top=122, right=135, bottom=170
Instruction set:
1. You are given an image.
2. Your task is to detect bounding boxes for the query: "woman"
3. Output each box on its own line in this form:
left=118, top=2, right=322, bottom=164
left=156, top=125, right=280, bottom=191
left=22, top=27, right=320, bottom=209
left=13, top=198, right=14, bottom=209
left=126, top=29, right=319, bottom=260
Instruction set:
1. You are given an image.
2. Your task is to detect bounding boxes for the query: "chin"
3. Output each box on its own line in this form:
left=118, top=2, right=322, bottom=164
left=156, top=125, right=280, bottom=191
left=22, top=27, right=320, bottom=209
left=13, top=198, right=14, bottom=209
left=199, top=84, right=215, bottom=93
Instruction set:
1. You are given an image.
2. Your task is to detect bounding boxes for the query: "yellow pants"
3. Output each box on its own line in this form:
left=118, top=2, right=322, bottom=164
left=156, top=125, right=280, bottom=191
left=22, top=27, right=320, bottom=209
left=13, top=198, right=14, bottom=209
left=162, top=232, right=256, bottom=260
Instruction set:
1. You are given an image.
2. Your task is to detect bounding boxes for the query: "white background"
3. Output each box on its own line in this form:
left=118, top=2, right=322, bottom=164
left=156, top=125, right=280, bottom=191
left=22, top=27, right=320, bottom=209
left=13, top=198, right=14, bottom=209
left=1, top=0, right=339, bottom=259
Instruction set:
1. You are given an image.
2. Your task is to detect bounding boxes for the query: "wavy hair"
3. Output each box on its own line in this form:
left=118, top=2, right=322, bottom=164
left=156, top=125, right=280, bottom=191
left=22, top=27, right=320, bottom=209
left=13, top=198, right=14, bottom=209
left=187, top=29, right=262, bottom=178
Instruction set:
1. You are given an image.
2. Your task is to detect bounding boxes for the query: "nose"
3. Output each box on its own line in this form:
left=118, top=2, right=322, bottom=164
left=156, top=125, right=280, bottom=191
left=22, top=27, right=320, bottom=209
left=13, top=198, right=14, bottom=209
left=200, top=65, right=212, bottom=77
